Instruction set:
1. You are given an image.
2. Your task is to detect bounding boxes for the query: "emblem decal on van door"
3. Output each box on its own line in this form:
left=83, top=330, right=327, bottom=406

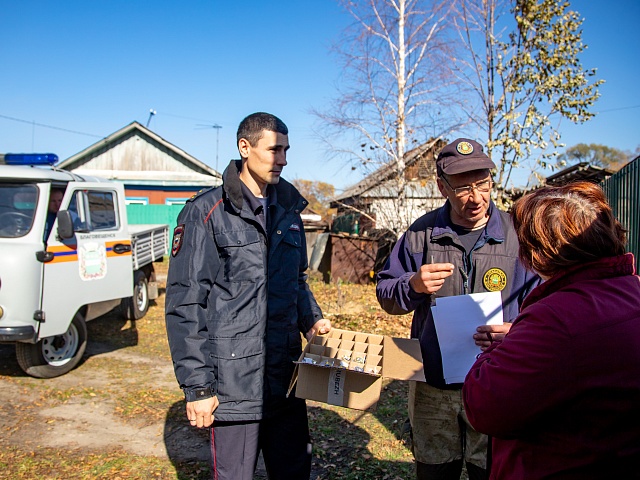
left=79, top=242, right=107, bottom=280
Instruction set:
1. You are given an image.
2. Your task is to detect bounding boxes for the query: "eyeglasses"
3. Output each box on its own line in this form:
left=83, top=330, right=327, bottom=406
left=441, top=176, right=493, bottom=198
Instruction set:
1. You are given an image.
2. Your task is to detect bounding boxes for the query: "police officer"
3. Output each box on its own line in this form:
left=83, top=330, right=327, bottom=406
left=165, top=112, right=331, bottom=480
left=376, top=138, right=539, bottom=480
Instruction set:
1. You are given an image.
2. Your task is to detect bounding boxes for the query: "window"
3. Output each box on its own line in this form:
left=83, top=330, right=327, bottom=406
left=87, top=191, right=118, bottom=230
left=70, top=190, right=118, bottom=231
left=0, top=184, right=38, bottom=238
left=165, top=197, right=188, bottom=206
left=125, top=197, right=148, bottom=205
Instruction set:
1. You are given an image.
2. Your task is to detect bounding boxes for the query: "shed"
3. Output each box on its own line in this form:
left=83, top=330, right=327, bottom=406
left=545, top=162, right=615, bottom=186
left=509, top=162, right=616, bottom=204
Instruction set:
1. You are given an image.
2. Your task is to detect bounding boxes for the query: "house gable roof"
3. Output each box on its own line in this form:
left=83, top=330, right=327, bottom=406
left=334, top=137, right=445, bottom=202
left=57, top=121, right=222, bottom=186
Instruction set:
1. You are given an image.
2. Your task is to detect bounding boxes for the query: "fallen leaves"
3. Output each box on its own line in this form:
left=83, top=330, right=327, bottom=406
left=0, top=261, right=418, bottom=479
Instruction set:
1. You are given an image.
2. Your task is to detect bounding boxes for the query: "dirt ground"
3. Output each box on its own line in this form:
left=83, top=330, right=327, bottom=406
left=1, top=258, right=349, bottom=480
left=0, top=268, right=276, bottom=478
left=0, top=265, right=417, bottom=479
left=0, top=328, right=220, bottom=466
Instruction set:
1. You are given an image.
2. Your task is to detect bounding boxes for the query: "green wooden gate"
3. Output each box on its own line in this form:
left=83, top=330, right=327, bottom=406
left=126, top=204, right=185, bottom=231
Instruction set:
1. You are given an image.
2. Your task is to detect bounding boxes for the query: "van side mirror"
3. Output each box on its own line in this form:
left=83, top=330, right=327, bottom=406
left=56, top=210, right=74, bottom=239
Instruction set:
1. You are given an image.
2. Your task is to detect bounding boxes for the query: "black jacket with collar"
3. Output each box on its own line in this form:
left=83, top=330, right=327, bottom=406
left=165, top=160, right=323, bottom=420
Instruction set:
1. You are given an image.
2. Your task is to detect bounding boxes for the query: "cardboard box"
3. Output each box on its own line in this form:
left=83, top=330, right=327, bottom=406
left=288, top=328, right=426, bottom=410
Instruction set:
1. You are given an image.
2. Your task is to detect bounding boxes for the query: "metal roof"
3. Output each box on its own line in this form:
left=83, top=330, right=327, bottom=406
left=545, top=162, right=615, bottom=186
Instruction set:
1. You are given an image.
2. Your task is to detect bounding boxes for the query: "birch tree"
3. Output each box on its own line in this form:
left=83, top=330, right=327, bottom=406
left=316, top=0, right=455, bottom=236
left=453, top=0, right=604, bottom=207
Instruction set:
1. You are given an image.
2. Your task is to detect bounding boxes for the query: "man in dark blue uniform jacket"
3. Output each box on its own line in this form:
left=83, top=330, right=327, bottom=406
left=165, top=112, right=331, bottom=480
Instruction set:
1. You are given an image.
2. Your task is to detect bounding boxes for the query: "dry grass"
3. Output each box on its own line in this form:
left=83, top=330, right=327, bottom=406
left=0, top=260, right=419, bottom=479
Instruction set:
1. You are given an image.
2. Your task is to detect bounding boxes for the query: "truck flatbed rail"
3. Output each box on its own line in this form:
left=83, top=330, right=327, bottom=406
left=129, top=224, right=169, bottom=270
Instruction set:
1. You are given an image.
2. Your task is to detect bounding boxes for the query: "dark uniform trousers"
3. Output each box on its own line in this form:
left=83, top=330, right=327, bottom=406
left=210, top=397, right=311, bottom=480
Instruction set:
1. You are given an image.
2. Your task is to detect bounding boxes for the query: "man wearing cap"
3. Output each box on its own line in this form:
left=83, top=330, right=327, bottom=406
left=376, top=138, right=539, bottom=480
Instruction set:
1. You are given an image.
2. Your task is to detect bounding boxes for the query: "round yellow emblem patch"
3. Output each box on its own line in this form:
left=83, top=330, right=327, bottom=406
left=456, top=141, right=474, bottom=155
left=483, top=267, right=507, bottom=292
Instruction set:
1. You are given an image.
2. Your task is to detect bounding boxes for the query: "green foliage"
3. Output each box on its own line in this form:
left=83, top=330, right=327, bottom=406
left=457, top=0, right=604, bottom=208
left=292, top=179, right=336, bottom=218
left=557, top=143, right=630, bottom=170
left=323, top=0, right=606, bottom=220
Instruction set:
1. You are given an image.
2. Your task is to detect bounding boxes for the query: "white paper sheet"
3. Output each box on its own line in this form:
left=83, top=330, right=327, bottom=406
left=431, top=291, right=503, bottom=384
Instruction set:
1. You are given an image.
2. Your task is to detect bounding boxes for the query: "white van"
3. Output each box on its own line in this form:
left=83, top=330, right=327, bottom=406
left=0, top=153, right=168, bottom=378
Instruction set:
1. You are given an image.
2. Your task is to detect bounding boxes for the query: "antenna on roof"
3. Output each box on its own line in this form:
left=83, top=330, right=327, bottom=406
left=196, top=123, right=223, bottom=172
left=146, top=109, right=157, bottom=128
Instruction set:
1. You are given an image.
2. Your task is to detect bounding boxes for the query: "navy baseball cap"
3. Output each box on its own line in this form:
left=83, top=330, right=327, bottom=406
left=436, top=138, right=496, bottom=176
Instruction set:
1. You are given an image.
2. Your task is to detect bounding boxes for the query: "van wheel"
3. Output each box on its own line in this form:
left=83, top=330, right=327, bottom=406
left=120, top=270, right=149, bottom=320
left=16, top=312, right=87, bottom=379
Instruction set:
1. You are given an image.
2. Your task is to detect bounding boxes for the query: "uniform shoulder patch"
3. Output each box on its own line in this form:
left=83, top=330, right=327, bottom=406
left=171, top=224, right=185, bottom=257
left=483, top=267, right=507, bottom=292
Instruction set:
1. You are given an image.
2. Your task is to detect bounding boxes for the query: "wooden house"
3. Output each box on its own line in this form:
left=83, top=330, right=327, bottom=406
left=317, top=139, right=446, bottom=284
left=57, top=121, right=221, bottom=206
left=331, top=138, right=447, bottom=235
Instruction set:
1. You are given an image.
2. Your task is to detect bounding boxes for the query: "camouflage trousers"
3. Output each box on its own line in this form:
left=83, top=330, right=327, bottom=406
left=408, top=381, right=487, bottom=468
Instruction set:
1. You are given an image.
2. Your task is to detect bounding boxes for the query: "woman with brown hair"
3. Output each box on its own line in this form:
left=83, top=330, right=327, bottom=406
left=462, top=181, right=640, bottom=479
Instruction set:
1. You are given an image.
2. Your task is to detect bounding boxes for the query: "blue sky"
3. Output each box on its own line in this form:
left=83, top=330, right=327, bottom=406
left=1, top=0, right=638, bottom=191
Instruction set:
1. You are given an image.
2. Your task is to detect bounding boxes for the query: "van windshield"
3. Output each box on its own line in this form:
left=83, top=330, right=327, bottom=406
left=0, top=184, right=38, bottom=238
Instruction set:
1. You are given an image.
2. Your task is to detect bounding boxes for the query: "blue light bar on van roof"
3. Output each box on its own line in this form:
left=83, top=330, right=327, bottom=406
left=1, top=153, right=59, bottom=166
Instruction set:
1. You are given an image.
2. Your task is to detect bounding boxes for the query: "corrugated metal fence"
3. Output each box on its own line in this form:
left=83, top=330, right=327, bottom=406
left=601, top=156, right=640, bottom=272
